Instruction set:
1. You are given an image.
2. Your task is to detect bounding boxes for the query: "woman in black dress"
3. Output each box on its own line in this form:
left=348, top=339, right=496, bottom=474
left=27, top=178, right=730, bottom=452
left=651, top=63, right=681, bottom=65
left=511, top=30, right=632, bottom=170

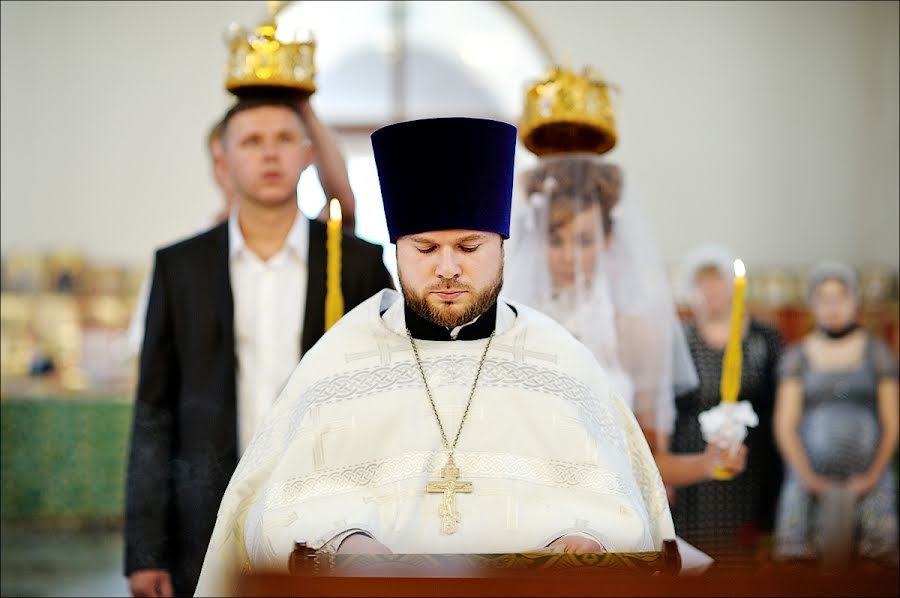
left=668, top=245, right=785, bottom=566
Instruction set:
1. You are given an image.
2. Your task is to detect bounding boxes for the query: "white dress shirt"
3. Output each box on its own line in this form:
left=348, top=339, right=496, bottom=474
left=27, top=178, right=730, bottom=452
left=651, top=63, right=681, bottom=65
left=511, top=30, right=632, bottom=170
left=229, top=209, right=308, bottom=456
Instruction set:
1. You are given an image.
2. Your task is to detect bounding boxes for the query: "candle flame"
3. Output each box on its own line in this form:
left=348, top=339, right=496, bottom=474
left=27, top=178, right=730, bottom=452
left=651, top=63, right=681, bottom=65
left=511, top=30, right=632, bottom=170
left=329, top=198, right=342, bottom=222
left=733, top=259, right=746, bottom=278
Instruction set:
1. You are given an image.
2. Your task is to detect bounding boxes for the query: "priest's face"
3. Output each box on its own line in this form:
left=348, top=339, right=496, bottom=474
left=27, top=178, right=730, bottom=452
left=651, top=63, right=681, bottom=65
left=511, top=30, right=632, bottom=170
left=397, top=230, right=504, bottom=328
left=222, top=105, right=313, bottom=208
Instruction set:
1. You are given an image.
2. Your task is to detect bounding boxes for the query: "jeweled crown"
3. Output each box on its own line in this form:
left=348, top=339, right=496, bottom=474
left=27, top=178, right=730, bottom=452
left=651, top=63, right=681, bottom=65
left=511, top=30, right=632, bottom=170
left=520, top=65, right=618, bottom=157
left=224, top=2, right=316, bottom=96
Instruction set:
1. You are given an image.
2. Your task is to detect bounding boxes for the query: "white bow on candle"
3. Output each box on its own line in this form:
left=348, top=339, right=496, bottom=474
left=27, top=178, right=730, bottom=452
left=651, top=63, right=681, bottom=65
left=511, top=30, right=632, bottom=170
left=698, top=400, right=759, bottom=454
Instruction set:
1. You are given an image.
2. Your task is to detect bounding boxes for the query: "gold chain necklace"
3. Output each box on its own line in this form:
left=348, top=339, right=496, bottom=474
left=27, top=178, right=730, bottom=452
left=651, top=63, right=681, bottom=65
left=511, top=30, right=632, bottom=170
left=406, top=327, right=495, bottom=534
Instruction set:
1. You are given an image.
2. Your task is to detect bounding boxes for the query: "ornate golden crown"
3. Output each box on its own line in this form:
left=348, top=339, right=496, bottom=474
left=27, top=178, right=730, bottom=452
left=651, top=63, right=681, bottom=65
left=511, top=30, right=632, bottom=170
left=224, top=2, right=316, bottom=96
left=520, top=65, right=618, bottom=157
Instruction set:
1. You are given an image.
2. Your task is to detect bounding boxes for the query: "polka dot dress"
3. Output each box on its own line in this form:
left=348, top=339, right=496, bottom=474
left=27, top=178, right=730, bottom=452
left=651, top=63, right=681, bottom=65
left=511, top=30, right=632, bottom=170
left=670, top=320, right=784, bottom=566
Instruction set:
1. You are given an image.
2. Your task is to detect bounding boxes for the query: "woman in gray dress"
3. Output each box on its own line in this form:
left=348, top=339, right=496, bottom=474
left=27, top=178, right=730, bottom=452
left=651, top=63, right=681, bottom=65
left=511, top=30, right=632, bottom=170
left=773, top=261, right=899, bottom=565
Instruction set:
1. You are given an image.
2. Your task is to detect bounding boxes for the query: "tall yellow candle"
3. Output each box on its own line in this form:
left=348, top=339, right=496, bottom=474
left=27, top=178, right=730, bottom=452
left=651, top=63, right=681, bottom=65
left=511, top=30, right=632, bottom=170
left=324, top=198, right=344, bottom=331
left=720, top=259, right=746, bottom=404
left=712, top=259, right=746, bottom=481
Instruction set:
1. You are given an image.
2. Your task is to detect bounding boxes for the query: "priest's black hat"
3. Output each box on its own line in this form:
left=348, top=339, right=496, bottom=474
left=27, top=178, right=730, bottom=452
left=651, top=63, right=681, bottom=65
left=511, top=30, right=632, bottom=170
left=371, top=117, right=517, bottom=242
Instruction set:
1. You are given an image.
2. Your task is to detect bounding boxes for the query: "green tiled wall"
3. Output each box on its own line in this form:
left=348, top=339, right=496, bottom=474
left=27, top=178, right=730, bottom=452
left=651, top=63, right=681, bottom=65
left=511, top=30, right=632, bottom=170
left=1, top=396, right=132, bottom=527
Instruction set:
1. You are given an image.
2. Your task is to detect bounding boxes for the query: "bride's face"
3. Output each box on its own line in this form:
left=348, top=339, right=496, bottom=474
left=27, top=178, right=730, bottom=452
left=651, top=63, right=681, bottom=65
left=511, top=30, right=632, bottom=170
left=547, top=204, right=603, bottom=290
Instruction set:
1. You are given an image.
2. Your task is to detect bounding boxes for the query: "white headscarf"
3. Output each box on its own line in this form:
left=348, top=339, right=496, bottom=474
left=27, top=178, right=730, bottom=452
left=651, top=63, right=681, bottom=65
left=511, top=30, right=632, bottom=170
left=679, top=243, right=738, bottom=313
left=807, top=260, right=860, bottom=304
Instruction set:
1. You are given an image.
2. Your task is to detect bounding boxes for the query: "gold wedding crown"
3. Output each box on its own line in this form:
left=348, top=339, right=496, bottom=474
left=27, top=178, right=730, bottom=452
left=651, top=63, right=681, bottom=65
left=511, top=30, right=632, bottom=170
left=224, top=1, right=316, bottom=96
left=520, top=65, right=618, bottom=157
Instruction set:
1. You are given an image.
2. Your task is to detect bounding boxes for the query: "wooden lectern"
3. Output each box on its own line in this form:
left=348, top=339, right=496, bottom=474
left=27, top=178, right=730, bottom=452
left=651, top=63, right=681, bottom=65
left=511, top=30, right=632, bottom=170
left=234, top=539, right=900, bottom=597
left=286, top=538, right=682, bottom=577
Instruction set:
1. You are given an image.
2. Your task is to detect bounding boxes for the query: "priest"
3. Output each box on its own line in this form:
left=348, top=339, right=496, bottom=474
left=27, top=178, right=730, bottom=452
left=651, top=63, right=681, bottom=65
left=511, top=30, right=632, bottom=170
left=195, top=117, right=675, bottom=596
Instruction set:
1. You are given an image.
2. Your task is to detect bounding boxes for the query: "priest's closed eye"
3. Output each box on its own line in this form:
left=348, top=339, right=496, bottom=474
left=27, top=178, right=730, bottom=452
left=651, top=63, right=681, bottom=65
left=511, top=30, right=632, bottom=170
left=459, top=245, right=481, bottom=253
left=417, top=245, right=438, bottom=254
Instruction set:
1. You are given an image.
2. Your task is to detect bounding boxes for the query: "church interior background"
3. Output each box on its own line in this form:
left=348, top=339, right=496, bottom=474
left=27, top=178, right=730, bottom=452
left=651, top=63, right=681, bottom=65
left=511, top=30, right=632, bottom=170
left=1, top=1, right=897, bottom=595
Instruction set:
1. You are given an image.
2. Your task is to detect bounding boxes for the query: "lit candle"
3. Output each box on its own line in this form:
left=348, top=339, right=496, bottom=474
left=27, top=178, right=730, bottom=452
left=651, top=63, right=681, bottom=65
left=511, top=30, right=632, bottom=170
left=712, top=259, right=746, bottom=481
left=720, top=259, right=746, bottom=404
left=324, top=198, right=344, bottom=331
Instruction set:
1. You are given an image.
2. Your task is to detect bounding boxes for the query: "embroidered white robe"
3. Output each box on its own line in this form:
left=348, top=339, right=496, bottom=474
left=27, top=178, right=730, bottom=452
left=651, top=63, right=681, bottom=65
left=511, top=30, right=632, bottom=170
left=195, top=289, right=675, bottom=596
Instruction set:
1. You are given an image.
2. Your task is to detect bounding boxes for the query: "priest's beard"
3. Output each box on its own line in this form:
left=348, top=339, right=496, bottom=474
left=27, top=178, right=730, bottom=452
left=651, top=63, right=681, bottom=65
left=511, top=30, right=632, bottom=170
left=400, top=266, right=504, bottom=329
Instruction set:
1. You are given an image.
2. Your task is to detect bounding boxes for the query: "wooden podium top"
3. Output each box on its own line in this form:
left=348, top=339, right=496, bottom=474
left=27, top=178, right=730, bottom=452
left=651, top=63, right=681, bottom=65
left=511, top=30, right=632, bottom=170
left=238, top=567, right=899, bottom=598
left=236, top=548, right=899, bottom=598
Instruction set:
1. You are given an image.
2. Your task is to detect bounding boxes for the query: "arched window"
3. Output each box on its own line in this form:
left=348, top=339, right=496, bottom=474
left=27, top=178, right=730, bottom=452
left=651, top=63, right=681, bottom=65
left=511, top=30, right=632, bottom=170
left=277, top=0, right=551, bottom=282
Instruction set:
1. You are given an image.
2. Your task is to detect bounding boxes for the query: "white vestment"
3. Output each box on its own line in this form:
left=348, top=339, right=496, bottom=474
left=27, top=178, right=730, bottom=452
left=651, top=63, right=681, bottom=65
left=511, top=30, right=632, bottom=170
left=195, top=289, right=675, bottom=596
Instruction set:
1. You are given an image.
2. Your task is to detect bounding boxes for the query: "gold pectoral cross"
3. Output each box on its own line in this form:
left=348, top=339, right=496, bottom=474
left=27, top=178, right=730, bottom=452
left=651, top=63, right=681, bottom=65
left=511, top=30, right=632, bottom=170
left=425, top=459, right=473, bottom=534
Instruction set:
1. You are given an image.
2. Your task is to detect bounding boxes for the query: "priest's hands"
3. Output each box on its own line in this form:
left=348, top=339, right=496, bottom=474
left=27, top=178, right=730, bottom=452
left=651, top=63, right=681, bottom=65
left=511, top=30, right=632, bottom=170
left=336, top=534, right=416, bottom=576
left=337, top=533, right=393, bottom=554
left=547, top=534, right=605, bottom=553
left=128, top=569, right=173, bottom=597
